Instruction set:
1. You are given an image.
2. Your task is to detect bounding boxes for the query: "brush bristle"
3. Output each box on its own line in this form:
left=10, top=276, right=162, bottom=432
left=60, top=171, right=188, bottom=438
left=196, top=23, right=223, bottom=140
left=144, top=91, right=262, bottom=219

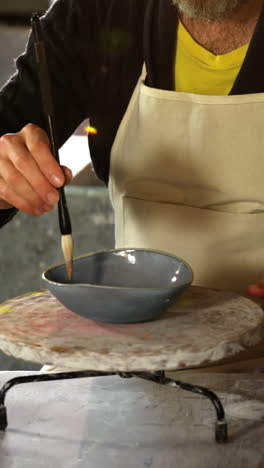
left=66, top=260, right=73, bottom=281
left=61, top=234, right=73, bottom=280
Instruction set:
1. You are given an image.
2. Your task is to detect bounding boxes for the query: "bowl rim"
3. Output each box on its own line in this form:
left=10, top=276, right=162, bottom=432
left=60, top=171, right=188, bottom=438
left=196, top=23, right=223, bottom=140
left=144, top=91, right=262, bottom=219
left=42, top=247, right=194, bottom=290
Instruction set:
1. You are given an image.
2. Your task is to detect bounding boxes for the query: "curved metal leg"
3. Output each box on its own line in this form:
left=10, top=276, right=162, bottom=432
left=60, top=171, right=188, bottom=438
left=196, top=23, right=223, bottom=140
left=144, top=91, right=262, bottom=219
left=0, top=369, right=228, bottom=443
left=0, top=370, right=116, bottom=430
left=130, top=371, right=228, bottom=443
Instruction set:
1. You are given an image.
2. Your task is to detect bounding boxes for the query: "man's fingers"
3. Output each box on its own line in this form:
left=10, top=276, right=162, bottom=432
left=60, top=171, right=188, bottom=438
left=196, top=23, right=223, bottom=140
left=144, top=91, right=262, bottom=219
left=256, top=279, right=264, bottom=288
left=0, top=176, right=47, bottom=216
left=0, top=200, right=14, bottom=209
left=22, top=124, right=65, bottom=187
left=247, top=284, right=264, bottom=298
left=0, top=124, right=69, bottom=216
left=61, top=165, right=73, bottom=185
left=3, top=142, right=60, bottom=207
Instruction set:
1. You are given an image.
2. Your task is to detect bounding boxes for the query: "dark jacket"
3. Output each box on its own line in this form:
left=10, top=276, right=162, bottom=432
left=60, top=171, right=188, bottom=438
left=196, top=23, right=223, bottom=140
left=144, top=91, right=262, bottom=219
left=0, top=0, right=264, bottom=227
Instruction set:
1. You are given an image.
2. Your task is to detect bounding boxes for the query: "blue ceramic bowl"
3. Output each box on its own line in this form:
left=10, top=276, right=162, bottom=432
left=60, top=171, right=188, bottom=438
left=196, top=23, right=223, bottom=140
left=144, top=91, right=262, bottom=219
left=42, top=248, right=193, bottom=323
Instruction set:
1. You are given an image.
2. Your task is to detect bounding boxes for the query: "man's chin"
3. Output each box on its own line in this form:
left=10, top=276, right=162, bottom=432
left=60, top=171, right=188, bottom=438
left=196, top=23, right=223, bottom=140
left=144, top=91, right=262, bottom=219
left=171, top=0, right=250, bottom=21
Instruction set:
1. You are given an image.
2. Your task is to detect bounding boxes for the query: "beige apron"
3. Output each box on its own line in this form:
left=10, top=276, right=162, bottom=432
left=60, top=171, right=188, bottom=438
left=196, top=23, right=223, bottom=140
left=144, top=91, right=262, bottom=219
left=109, top=68, right=264, bottom=294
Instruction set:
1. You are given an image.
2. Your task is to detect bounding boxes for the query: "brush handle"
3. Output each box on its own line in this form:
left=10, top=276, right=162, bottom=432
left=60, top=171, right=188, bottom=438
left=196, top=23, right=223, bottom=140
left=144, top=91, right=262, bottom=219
left=58, top=189, right=72, bottom=235
left=31, top=14, right=72, bottom=236
left=48, top=115, right=72, bottom=236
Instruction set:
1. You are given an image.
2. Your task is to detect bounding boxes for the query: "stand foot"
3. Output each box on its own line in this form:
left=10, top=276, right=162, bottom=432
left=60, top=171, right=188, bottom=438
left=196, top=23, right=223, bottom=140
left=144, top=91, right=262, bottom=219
left=216, top=420, right=228, bottom=443
left=0, top=405, right=7, bottom=431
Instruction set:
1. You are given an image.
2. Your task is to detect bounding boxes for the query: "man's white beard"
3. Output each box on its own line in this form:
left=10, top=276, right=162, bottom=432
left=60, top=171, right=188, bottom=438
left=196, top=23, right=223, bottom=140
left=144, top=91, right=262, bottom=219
left=172, top=0, right=252, bottom=21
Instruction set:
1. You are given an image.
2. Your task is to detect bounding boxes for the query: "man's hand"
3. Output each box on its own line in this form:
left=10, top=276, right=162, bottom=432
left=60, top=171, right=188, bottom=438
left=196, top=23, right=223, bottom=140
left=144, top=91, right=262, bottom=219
left=247, top=280, right=264, bottom=298
left=0, top=124, right=72, bottom=216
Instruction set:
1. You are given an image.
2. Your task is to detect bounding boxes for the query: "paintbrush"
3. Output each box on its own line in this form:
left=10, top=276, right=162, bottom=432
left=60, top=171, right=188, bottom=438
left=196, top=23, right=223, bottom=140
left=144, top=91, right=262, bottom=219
left=31, top=13, right=73, bottom=280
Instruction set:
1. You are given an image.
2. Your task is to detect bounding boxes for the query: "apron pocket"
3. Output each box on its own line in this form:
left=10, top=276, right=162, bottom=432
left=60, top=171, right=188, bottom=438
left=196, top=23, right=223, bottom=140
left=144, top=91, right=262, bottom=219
left=119, top=196, right=264, bottom=293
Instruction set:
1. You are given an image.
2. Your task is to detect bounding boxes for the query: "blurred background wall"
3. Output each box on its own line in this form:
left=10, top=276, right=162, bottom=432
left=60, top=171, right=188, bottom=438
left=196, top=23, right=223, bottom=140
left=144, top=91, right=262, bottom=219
left=0, top=2, right=115, bottom=369
left=0, top=0, right=49, bottom=14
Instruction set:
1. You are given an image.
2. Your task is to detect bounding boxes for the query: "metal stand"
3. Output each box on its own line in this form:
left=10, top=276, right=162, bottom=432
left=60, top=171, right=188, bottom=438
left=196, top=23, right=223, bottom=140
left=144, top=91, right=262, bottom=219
left=0, top=370, right=228, bottom=443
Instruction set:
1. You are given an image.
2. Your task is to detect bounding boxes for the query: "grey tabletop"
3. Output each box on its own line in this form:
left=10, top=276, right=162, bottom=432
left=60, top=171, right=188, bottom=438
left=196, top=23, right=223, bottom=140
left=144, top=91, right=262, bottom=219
left=0, top=371, right=264, bottom=468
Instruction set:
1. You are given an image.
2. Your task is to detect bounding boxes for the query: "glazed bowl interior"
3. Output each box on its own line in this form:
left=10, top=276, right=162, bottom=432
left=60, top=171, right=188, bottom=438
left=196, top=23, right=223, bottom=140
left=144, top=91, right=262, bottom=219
left=45, top=249, right=192, bottom=288
left=43, top=248, right=193, bottom=323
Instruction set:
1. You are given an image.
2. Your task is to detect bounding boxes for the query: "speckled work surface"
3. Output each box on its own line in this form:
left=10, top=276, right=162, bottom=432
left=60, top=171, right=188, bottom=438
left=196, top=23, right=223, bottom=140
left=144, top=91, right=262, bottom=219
left=1, top=371, right=264, bottom=468
left=0, top=287, right=262, bottom=371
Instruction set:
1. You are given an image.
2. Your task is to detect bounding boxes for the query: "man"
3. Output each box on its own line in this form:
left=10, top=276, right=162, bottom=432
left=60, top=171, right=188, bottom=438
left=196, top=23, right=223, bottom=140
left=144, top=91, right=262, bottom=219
left=0, top=0, right=264, bottom=297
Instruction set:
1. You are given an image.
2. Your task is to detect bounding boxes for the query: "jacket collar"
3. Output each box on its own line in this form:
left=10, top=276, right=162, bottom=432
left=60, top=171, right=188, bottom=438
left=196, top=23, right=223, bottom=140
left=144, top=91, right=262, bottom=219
left=144, top=0, right=178, bottom=89
left=231, top=3, right=264, bottom=94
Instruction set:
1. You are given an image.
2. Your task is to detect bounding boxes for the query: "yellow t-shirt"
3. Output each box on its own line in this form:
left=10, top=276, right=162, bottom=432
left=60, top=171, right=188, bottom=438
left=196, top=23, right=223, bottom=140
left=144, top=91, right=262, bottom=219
left=175, top=20, right=249, bottom=95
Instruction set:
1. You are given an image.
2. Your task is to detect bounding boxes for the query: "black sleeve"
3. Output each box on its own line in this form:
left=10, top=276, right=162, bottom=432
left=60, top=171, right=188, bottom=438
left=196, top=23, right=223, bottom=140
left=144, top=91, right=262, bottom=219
left=0, top=0, right=102, bottom=139
left=0, top=0, right=110, bottom=227
left=0, top=0, right=110, bottom=140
